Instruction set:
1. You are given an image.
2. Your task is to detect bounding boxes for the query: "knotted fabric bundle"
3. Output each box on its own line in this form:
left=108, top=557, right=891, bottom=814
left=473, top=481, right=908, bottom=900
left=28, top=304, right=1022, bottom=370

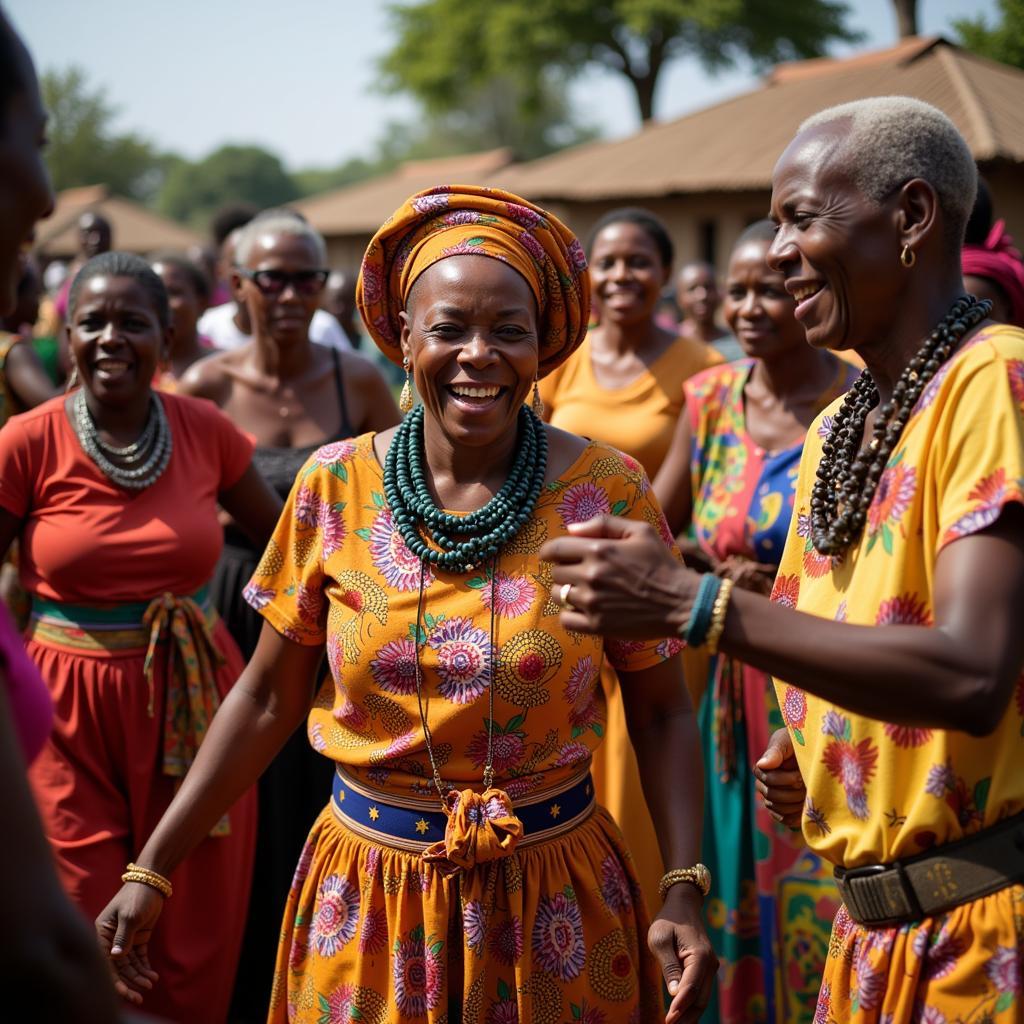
left=422, top=787, right=524, bottom=875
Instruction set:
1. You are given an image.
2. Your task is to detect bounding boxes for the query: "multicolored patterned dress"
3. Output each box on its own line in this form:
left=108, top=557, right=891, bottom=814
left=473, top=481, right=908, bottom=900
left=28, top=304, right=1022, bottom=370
left=245, top=434, right=683, bottom=1023
left=772, top=324, right=1024, bottom=1023
left=685, top=358, right=858, bottom=1024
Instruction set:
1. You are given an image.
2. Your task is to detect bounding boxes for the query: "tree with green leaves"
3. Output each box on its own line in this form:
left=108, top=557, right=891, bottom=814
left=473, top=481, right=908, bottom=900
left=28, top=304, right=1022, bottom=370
left=381, top=0, right=861, bottom=124
left=41, top=67, right=164, bottom=202
left=954, top=0, right=1024, bottom=70
left=156, top=145, right=299, bottom=230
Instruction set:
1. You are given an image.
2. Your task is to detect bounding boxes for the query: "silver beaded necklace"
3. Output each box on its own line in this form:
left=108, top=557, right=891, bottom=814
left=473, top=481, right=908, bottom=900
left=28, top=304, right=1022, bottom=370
left=73, top=389, right=173, bottom=491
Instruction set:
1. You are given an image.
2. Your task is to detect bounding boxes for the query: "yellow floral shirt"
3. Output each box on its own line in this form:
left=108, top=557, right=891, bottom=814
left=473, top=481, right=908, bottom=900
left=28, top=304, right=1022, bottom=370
left=772, top=325, right=1024, bottom=868
left=246, top=434, right=682, bottom=799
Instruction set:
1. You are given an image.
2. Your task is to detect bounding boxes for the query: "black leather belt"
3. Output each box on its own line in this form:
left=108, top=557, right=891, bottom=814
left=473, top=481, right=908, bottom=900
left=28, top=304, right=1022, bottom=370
left=834, top=811, right=1024, bottom=927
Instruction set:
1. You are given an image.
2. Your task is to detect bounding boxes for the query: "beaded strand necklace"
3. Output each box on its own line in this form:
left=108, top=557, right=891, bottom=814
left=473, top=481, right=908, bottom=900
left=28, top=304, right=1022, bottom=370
left=811, top=295, right=989, bottom=555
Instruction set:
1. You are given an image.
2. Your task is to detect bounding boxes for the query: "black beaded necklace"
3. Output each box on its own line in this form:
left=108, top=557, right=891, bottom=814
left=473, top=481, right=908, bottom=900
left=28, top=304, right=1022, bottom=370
left=383, top=404, right=549, bottom=574
left=811, top=295, right=990, bottom=555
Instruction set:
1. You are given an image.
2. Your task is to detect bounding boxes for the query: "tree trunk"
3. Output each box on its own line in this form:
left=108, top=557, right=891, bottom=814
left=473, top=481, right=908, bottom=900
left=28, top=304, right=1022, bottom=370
left=893, top=0, right=918, bottom=38
left=627, top=72, right=657, bottom=123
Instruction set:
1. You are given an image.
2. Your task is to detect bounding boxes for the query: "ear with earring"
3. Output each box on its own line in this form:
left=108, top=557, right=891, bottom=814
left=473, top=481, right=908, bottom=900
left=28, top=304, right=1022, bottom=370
left=900, top=244, right=916, bottom=268
left=399, top=356, right=414, bottom=414
left=64, top=363, right=79, bottom=393
left=531, top=377, right=543, bottom=417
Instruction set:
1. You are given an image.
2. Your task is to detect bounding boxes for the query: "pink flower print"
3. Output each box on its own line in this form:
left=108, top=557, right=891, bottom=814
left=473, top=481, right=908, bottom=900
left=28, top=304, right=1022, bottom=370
left=412, top=192, right=449, bottom=215
left=463, top=900, right=487, bottom=956
left=333, top=700, right=369, bottom=732
left=564, top=656, right=599, bottom=731
left=465, top=727, right=525, bottom=773
left=853, top=952, right=885, bottom=1011
left=567, top=237, right=588, bottom=273
left=320, top=983, right=357, bottom=1023
left=1008, top=359, right=1024, bottom=405
left=519, top=229, right=546, bottom=264
left=312, top=874, right=360, bottom=957
left=392, top=925, right=444, bottom=1016
left=315, top=440, right=357, bottom=466
left=813, top=981, right=832, bottom=1024
left=504, top=202, right=542, bottom=229
left=296, top=582, right=324, bottom=626
left=370, top=638, right=418, bottom=696
left=821, top=715, right=878, bottom=819
left=866, top=459, right=916, bottom=550
left=883, top=722, right=934, bottom=748
left=290, top=839, right=314, bottom=893
left=359, top=261, right=383, bottom=305
left=358, top=904, right=388, bottom=955
left=369, top=508, right=430, bottom=591
left=834, top=601, right=848, bottom=622
left=488, top=916, right=524, bottom=966
left=482, top=572, right=536, bottom=619
left=599, top=855, right=633, bottom=914
left=945, top=469, right=1011, bottom=541
left=985, top=944, right=1020, bottom=993
left=925, top=760, right=956, bottom=798
left=295, top=483, right=321, bottom=527
left=782, top=687, right=807, bottom=730
left=817, top=415, right=837, bottom=439
left=772, top=573, right=800, bottom=608
left=571, top=1004, right=607, bottom=1024
left=554, top=741, right=591, bottom=768
left=319, top=500, right=347, bottom=557
left=916, top=1006, right=947, bottom=1024
left=428, top=616, right=492, bottom=704
left=557, top=482, right=611, bottom=527
left=656, top=636, right=684, bottom=659
left=922, top=926, right=965, bottom=980
left=440, top=210, right=480, bottom=227
left=487, top=998, right=520, bottom=1024
left=309, top=720, right=327, bottom=752
left=876, top=593, right=931, bottom=625
left=242, top=581, right=274, bottom=610
left=531, top=889, right=586, bottom=981
left=371, top=313, right=396, bottom=343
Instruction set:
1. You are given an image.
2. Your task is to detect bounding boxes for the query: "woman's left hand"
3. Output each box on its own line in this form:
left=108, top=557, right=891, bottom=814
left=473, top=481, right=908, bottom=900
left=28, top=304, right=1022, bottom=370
left=715, top=555, right=776, bottom=596
left=540, top=515, right=694, bottom=639
left=648, top=885, right=719, bottom=1024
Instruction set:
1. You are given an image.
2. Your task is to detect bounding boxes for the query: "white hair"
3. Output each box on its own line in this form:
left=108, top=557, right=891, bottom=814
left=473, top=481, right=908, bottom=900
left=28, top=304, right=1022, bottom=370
left=234, top=211, right=327, bottom=266
left=799, top=96, right=977, bottom=242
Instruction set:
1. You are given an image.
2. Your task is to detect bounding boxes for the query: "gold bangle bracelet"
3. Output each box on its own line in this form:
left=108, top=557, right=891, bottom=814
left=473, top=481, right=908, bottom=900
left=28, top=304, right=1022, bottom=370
left=122, top=862, right=173, bottom=899
left=705, top=577, right=734, bottom=656
left=658, top=863, right=712, bottom=902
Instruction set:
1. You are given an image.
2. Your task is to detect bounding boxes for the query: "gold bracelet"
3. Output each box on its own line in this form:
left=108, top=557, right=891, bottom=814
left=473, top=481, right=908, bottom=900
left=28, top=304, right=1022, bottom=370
left=121, top=862, right=173, bottom=899
left=658, top=863, right=712, bottom=902
left=705, top=578, right=734, bottom=656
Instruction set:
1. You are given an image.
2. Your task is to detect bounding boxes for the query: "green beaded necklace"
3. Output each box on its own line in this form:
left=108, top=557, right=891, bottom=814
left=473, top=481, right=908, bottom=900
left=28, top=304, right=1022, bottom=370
left=383, top=404, right=549, bottom=574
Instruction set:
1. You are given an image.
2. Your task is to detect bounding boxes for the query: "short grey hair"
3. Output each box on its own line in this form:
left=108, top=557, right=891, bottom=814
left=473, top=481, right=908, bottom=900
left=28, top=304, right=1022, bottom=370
left=799, top=96, right=977, bottom=243
left=234, top=211, right=327, bottom=267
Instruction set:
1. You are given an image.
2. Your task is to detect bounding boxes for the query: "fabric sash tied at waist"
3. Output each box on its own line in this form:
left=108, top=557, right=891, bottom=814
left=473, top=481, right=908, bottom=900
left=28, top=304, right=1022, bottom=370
left=29, top=586, right=229, bottom=836
left=422, top=788, right=524, bottom=875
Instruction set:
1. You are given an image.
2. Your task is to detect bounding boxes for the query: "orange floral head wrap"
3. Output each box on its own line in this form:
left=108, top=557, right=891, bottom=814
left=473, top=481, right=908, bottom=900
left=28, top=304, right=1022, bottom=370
left=356, top=185, right=591, bottom=377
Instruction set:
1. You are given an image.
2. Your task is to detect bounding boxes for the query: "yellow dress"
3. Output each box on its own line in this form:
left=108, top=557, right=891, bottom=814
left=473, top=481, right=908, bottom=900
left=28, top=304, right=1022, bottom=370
left=772, top=325, right=1024, bottom=1023
left=247, top=434, right=682, bottom=1023
left=539, top=332, right=721, bottom=913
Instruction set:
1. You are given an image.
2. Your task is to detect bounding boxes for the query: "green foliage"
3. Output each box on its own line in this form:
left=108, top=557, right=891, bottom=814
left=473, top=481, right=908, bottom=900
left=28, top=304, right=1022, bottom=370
left=381, top=0, right=861, bottom=123
left=954, top=0, right=1024, bottom=70
left=41, top=67, right=165, bottom=202
left=156, top=145, right=300, bottom=230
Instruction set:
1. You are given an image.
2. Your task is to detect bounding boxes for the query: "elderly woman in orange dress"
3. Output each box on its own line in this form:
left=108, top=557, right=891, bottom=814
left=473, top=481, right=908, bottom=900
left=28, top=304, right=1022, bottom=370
left=96, top=186, right=718, bottom=1024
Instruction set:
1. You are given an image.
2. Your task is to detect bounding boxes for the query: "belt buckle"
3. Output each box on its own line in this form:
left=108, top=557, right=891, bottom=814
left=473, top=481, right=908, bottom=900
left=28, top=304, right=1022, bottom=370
left=836, top=861, right=923, bottom=927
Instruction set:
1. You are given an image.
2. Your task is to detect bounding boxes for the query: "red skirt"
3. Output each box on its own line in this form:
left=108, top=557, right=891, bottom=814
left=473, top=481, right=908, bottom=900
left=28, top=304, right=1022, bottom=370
left=26, top=616, right=257, bottom=1024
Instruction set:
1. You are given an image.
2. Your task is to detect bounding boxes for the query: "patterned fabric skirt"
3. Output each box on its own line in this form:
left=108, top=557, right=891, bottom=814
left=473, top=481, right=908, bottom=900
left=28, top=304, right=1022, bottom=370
left=818, top=886, right=1024, bottom=1023
left=700, top=658, right=839, bottom=1024
left=25, top=604, right=257, bottom=1024
left=271, top=800, right=663, bottom=1023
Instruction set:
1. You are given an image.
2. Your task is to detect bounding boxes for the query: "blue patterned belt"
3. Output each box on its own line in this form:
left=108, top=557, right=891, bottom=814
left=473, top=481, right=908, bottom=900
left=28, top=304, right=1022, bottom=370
left=331, top=766, right=596, bottom=854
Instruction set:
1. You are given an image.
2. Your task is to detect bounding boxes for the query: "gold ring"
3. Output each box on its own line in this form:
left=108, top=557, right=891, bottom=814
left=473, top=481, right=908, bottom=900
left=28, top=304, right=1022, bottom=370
left=558, top=582, right=574, bottom=609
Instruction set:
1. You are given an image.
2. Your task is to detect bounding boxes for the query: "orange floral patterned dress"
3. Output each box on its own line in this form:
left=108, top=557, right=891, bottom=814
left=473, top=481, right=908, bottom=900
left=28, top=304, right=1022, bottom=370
left=772, top=325, right=1024, bottom=1023
left=245, top=434, right=683, bottom=1023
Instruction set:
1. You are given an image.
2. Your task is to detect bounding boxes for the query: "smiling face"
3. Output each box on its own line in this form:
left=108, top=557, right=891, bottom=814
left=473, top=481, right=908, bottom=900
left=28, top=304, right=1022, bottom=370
left=676, top=263, right=720, bottom=327
left=234, top=232, right=326, bottom=347
left=724, top=239, right=805, bottom=359
left=67, top=275, right=167, bottom=407
left=588, top=222, right=668, bottom=328
left=400, top=255, right=539, bottom=449
left=768, top=123, right=902, bottom=350
left=0, top=37, right=53, bottom=316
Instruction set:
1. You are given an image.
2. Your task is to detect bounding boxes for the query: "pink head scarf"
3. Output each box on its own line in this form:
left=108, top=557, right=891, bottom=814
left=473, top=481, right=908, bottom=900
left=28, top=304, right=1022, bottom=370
left=962, top=220, right=1024, bottom=328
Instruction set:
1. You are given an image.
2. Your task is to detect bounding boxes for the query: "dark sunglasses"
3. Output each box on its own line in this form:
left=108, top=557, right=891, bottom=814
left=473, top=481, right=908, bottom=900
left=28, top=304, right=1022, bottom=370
left=239, top=268, right=329, bottom=296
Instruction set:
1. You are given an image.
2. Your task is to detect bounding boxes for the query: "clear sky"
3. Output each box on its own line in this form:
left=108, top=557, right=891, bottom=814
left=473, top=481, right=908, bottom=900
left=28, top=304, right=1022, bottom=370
left=8, top=0, right=999, bottom=172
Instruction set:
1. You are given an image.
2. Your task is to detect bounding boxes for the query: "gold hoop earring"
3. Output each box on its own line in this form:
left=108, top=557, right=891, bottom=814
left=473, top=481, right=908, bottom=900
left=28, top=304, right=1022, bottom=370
left=531, top=378, right=543, bottom=417
left=399, top=357, right=414, bottom=414
left=900, top=245, right=916, bottom=268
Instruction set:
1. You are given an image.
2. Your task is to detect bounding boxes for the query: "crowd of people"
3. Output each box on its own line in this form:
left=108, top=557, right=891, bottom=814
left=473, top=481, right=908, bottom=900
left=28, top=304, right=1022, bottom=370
left=2, top=10, right=1023, bottom=1024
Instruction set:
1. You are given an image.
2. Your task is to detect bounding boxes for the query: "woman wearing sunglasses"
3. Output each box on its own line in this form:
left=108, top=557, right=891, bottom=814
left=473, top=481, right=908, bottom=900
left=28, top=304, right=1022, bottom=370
left=179, top=209, right=399, bottom=1021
